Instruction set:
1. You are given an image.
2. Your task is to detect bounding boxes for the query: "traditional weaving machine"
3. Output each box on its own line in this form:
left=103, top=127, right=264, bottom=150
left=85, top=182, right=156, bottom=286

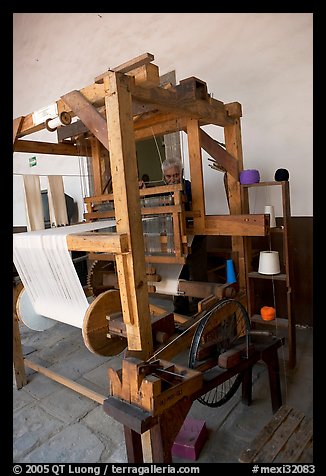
left=13, top=53, right=284, bottom=463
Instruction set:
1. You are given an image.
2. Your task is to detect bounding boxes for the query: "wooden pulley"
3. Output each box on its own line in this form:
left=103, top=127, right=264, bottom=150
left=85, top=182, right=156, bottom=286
left=82, top=289, right=127, bottom=357
left=13, top=280, right=24, bottom=321
left=45, top=111, right=72, bottom=132
left=16, top=285, right=127, bottom=357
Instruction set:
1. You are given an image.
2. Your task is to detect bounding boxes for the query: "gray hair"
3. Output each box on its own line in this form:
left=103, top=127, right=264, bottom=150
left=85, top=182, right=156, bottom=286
left=161, top=158, right=183, bottom=174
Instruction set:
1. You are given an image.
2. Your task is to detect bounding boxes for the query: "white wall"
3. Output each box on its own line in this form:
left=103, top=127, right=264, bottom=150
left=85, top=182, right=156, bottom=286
left=13, top=12, right=312, bottom=225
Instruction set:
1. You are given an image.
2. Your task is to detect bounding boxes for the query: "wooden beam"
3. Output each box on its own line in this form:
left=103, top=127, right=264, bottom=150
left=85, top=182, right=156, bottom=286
left=187, top=119, right=206, bottom=232
left=90, top=137, right=103, bottom=195
left=176, top=77, right=209, bottom=101
left=84, top=184, right=182, bottom=204
left=13, top=305, right=27, bottom=389
left=15, top=70, right=232, bottom=140
left=178, top=280, right=235, bottom=299
left=129, top=81, right=232, bottom=127
left=25, top=359, right=106, bottom=404
left=57, top=120, right=89, bottom=141
left=61, top=90, right=109, bottom=149
left=95, top=52, right=155, bottom=82
left=15, top=83, right=105, bottom=138
left=128, top=63, right=160, bottom=89
left=199, top=129, right=239, bottom=180
left=14, top=139, right=79, bottom=156
left=224, top=114, right=247, bottom=289
left=225, top=102, right=242, bottom=118
left=202, top=214, right=268, bottom=237
left=66, top=232, right=129, bottom=253
left=133, top=111, right=180, bottom=131
left=15, top=63, right=160, bottom=139
left=114, top=53, right=155, bottom=73
left=97, top=62, right=160, bottom=89
left=13, top=116, right=24, bottom=145
left=134, top=118, right=187, bottom=142
left=104, top=71, right=153, bottom=359
left=57, top=99, right=160, bottom=142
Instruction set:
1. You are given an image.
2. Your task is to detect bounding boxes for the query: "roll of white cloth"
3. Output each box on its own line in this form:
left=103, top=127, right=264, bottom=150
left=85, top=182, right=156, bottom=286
left=13, top=220, right=116, bottom=327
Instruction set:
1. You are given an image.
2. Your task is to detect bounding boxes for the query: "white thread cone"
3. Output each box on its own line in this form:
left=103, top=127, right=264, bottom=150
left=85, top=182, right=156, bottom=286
left=258, top=251, right=280, bottom=275
left=264, top=205, right=277, bottom=228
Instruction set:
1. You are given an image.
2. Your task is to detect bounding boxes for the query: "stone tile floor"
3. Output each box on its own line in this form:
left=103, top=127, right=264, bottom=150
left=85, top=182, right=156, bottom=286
left=12, top=297, right=314, bottom=465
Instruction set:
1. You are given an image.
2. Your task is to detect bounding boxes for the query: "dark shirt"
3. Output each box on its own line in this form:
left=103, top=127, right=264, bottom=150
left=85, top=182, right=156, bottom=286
left=183, top=179, right=192, bottom=211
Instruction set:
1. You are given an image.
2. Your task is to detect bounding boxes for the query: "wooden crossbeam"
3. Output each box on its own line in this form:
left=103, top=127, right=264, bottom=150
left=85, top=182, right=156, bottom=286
left=95, top=52, right=155, bottom=83
left=15, top=73, right=233, bottom=140
left=202, top=214, right=268, bottom=236
left=200, top=129, right=239, bottom=180
left=61, top=90, right=109, bottom=149
left=14, top=139, right=78, bottom=156
left=66, top=232, right=129, bottom=253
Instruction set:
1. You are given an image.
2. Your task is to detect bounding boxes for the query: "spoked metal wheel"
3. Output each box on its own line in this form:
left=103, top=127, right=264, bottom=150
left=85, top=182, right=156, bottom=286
left=188, top=298, right=251, bottom=407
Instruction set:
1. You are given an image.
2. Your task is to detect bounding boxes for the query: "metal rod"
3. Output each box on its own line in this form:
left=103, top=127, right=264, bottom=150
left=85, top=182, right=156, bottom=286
left=72, top=254, right=88, bottom=264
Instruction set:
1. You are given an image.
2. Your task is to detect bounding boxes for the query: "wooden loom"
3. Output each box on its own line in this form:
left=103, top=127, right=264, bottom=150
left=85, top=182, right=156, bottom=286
left=13, top=53, right=281, bottom=463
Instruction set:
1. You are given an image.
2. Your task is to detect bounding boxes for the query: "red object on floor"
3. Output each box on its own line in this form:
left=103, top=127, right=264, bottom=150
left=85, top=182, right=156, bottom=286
left=171, top=417, right=208, bottom=460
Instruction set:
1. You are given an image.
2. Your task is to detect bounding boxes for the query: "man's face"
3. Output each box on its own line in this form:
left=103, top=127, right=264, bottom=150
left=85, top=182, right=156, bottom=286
left=164, top=166, right=181, bottom=184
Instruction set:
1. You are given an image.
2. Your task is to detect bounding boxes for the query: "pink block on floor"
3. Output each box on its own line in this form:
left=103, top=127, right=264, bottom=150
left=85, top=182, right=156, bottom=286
left=172, top=417, right=208, bottom=460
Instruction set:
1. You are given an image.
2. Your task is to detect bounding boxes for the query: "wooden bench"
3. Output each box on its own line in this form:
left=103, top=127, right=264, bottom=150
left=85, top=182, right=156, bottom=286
left=239, top=405, right=313, bottom=463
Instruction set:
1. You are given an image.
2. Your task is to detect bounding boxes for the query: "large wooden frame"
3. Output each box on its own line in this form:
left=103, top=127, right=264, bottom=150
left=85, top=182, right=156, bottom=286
left=13, top=53, right=272, bottom=462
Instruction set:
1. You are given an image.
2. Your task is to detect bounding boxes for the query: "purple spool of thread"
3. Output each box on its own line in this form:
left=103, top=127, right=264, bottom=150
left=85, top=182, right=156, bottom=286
left=239, top=169, right=260, bottom=184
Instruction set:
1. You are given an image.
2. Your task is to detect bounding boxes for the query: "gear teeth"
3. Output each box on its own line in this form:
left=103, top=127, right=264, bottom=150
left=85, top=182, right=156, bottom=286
left=87, top=260, right=99, bottom=297
left=87, top=259, right=116, bottom=297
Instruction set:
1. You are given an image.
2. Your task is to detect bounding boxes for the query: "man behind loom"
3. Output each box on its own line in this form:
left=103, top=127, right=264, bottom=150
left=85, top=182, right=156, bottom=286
left=161, top=158, right=207, bottom=315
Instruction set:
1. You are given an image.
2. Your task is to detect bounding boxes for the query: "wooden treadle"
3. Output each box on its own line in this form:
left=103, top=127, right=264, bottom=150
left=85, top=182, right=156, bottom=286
left=239, top=405, right=313, bottom=463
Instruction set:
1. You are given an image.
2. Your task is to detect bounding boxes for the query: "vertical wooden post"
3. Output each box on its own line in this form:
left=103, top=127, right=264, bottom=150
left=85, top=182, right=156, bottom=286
left=224, top=104, right=248, bottom=290
left=90, top=137, right=104, bottom=196
left=13, top=314, right=27, bottom=389
left=186, top=119, right=206, bottom=233
left=104, top=72, right=153, bottom=360
left=13, top=116, right=24, bottom=146
left=13, top=283, right=27, bottom=389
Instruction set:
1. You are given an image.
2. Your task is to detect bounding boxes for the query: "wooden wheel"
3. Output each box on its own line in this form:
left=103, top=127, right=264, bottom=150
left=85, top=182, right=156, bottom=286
left=16, top=287, right=57, bottom=331
left=188, top=298, right=251, bottom=407
left=82, top=289, right=127, bottom=356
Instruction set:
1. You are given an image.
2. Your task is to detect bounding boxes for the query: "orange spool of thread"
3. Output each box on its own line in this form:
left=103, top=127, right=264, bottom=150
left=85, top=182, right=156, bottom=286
left=260, top=306, right=276, bottom=321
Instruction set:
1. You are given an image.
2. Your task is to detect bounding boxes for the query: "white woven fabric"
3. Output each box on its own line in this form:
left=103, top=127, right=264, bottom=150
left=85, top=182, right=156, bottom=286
left=13, top=220, right=115, bottom=328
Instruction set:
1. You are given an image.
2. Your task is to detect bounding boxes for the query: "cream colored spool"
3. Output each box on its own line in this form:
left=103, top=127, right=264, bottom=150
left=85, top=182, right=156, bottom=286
left=264, top=205, right=276, bottom=228
left=258, top=251, right=280, bottom=275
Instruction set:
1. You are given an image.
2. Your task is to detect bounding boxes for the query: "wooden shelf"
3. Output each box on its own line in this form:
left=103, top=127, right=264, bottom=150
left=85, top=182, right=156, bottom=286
left=244, top=180, right=296, bottom=368
left=248, top=272, right=287, bottom=281
left=241, top=181, right=288, bottom=188
left=250, top=314, right=289, bottom=329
